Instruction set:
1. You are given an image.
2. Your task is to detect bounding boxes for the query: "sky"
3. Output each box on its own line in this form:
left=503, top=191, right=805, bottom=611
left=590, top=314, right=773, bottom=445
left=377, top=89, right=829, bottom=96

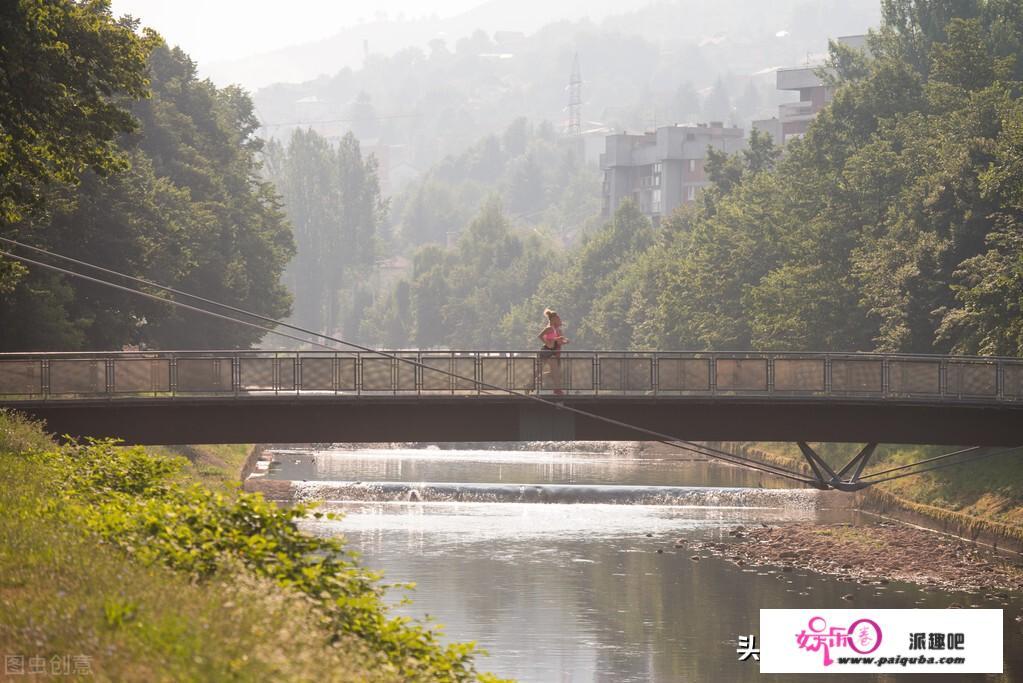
left=109, top=0, right=484, bottom=64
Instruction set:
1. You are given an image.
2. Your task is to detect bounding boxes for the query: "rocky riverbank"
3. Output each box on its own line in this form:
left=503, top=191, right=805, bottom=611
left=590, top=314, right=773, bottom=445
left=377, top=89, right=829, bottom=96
left=688, top=521, right=1023, bottom=595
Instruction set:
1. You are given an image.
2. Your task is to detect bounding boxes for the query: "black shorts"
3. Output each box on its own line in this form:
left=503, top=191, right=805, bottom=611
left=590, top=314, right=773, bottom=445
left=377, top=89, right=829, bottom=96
left=539, top=347, right=558, bottom=360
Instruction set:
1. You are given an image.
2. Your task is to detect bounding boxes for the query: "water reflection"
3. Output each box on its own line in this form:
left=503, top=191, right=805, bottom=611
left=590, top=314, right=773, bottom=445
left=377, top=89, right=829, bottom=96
left=276, top=447, right=1023, bottom=682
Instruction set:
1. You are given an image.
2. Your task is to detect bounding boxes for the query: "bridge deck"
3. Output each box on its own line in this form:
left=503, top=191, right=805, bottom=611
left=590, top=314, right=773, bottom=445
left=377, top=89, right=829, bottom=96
left=2, top=350, right=1022, bottom=445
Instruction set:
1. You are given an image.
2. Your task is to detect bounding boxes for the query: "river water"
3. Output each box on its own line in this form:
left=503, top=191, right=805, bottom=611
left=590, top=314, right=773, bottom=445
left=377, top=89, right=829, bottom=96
left=264, top=444, right=1022, bottom=682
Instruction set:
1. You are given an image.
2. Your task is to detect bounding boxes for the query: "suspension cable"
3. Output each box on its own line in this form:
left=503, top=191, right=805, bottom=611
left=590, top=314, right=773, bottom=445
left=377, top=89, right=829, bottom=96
left=0, top=243, right=819, bottom=485
left=1, top=240, right=813, bottom=483
left=0, top=251, right=331, bottom=348
left=864, top=445, right=1023, bottom=484
left=857, top=446, right=982, bottom=480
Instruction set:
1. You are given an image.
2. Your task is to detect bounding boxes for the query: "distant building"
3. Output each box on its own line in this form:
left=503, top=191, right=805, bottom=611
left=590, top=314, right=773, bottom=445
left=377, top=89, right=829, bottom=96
left=600, top=122, right=745, bottom=221
left=754, top=35, right=868, bottom=144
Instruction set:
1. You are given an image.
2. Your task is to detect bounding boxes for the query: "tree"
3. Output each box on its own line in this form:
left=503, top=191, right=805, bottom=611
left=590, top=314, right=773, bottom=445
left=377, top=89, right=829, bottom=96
left=671, top=82, right=700, bottom=123
left=503, top=201, right=652, bottom=347
left=1, top=42, right=296, bottom=351
left=0, top=0, right=155, bottom=291
left=703, top=77, right=731, bottom=122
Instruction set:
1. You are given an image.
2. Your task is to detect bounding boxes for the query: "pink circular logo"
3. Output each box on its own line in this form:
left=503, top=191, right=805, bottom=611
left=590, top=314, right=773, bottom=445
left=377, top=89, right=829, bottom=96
left=848, top=618, right=882, bottom=654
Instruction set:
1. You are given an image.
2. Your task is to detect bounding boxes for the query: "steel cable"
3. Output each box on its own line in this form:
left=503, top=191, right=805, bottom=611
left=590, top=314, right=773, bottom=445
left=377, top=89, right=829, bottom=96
left=0, top=241, right=819, bottom=485
left=864, top=445, right=1023, bottom=484
left=856, top=446, right=983, bottom=480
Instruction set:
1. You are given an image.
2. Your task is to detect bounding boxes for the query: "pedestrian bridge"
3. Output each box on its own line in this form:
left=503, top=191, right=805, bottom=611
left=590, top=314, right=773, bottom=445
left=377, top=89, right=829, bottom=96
left=1, top=350, right=1021, bottom=446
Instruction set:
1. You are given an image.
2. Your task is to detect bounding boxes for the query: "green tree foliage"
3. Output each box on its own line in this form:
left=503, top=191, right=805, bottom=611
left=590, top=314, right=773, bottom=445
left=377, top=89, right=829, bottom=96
left=371, top=198, right=554, bottom=348
left=393, top=117, right=601, bottom=249
left=6, top=421, right=501, bottom=681
left=938, top=95, right=1023, bottom=354
left=0, top=0, right=154, bottom=292
left=266, top=128, right=386, bottom=336
left=503, top=201, right=653, bottom=348
left=0, top=0, right=153, bottom=224
left=575, top=2, right=1023, bottom=356
left=1, top=43, right=295, bottom=350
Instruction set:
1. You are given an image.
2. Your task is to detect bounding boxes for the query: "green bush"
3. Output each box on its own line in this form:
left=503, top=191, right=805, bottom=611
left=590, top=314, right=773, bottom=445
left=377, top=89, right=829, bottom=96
left=0, top=411, right=501, bottom=682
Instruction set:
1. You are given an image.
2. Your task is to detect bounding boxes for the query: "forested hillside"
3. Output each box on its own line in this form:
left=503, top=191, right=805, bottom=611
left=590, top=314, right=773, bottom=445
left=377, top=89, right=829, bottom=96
left=252, top=0, right=881, bottom=169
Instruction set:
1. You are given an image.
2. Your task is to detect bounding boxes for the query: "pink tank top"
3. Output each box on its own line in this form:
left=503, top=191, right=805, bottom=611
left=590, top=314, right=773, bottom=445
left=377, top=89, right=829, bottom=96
left=543, top=327, right=560, bottom=348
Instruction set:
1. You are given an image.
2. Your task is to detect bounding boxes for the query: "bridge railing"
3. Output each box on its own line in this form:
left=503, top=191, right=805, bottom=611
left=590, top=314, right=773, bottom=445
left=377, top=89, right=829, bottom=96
left=0, top=350, right=1021, bottom=402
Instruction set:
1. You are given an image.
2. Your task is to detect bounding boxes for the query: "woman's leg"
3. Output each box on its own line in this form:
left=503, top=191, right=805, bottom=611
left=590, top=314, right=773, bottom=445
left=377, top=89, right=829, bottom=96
left=551, top=357, right=563, bottom=395
left=535, top=354, right=548, bottom=392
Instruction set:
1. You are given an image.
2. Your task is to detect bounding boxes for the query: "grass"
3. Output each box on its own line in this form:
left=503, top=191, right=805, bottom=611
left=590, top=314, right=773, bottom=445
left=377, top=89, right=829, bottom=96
left=147, top=443, right=255, bottom=490
left=732, top=440, right=1023, bottom=539
left=0, top=410, right=502, bottom=682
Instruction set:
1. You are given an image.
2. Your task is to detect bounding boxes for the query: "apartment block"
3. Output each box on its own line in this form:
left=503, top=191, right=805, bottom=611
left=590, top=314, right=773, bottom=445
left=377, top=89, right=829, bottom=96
left=600, top=122, right=745, bottom=221
left=754, top=34, right=867, bottom=144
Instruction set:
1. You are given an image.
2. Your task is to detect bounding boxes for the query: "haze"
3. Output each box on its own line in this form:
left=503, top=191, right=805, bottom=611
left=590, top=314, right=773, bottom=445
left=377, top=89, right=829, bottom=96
left=111, top=0, right=655, bottom=87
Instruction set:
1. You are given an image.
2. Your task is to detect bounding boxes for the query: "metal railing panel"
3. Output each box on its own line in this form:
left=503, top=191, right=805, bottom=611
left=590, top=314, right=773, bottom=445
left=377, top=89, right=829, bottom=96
left=1004, top=363, right=1023, bottom=399
left=396, top=353, right=418, bottom=392
left=626, top=357, right=652, bottom=392
left=596, top=356, right=653, bottom=392
left=597, top=357, right=625, bottom=392
left=481, top=357, right=510, bottom=390
left=830, top=359, right=882, bottom=393
left=946, top=361, right=997, bottom=397
left=0, top=360, right=42, bottom=395
left=511, top=355, right=536, bottom=391
left=0, top=350, right=1020, bottom=403
left=49, top=359, right=106, bottom=395
left=238, top=357, right=275, bottom=392
left=888, top=360, right=941, bottom=395
left=113, top=358, right=170, bottom=394
left=715, top=358, right=768, bottom=391
left=421, top=355, right=452, bottom=392
left=175, top=358, right=231, bottom=393
left=774, top=358, right=825, bottom=392
left=277, top=356, right=297, bottom=392
left=299, top=356, right=335, bottom=391
left=452, top=356, right=477, bottom=391
left=655, top=357, right=711, bottom=392
left=361, top=357, right=393, bottom=392
left=564, top=356, right=596, bottom=392
left=337, top=357, right=357, bottom=392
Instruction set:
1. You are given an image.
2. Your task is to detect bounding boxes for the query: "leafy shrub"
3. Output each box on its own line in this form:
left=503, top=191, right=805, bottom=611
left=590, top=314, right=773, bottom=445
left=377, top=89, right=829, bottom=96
left=28, top=437, right=497, bottom=682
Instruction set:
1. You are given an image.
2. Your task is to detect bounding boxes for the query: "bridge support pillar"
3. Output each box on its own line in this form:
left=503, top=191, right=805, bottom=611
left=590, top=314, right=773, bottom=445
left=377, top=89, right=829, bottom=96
left=797, top=442, right=877, bottom=491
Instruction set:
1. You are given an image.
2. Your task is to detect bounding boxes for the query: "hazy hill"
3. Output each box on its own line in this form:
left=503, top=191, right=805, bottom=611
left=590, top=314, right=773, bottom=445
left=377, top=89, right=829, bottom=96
left=206, top=0, right=636, bottom=89
left=249, top=0, right=879, bottom=174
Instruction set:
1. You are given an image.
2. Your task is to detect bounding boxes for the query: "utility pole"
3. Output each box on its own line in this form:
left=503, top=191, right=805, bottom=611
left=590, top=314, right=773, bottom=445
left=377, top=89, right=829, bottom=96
left=567, top=53, right=581, bottom=136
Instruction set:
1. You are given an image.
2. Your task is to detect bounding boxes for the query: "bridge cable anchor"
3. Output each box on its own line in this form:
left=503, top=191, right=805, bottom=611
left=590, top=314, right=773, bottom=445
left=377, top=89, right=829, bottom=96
left=797, top=442, right=877, bottom=491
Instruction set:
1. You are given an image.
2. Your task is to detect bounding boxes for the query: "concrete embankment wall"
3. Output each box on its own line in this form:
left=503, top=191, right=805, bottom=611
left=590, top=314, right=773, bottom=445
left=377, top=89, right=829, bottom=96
left=716, top=442, right=1023, bottom=555
left=855, top=489, right=1023, bottom=555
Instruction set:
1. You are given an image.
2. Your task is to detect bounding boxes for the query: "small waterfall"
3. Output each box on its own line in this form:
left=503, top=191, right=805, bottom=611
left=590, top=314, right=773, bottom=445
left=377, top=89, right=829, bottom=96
left=293, top=480, right=821, bottom=509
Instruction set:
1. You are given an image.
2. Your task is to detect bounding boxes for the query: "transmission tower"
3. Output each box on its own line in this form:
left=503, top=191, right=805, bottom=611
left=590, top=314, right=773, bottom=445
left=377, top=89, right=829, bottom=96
left=567, top=53, right=581, bottom=136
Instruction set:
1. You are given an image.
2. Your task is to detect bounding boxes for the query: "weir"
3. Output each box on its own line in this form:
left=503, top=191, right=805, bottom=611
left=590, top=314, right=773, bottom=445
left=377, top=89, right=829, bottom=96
left=284, top=481, right=826, bottom=507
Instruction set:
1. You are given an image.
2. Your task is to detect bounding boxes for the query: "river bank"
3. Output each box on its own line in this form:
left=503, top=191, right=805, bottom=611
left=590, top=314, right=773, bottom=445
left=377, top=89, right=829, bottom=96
left=0, top=410, right=499, bottom=682
left=713, top=442, right=1023, bottom=552
left=692, top=521, right=1023, bottom=596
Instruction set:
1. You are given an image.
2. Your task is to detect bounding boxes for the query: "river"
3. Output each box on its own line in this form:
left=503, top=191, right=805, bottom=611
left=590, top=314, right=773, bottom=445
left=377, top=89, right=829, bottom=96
left=263, top=444, right=1022, bottom=682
